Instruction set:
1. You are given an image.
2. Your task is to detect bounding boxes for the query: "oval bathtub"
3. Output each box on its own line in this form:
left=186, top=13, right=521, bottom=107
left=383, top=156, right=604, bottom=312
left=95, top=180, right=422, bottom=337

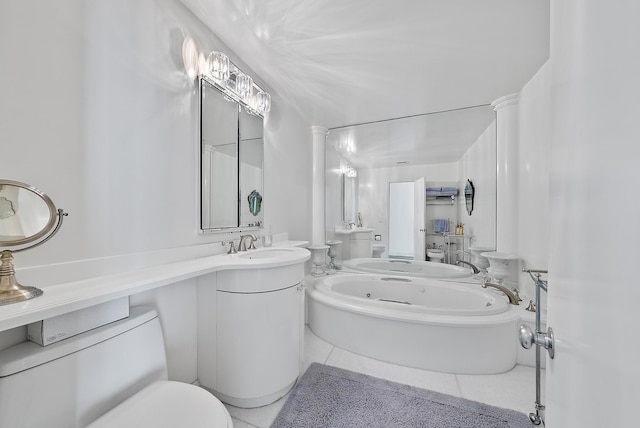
left=307, top=274, right=519, bottom=374
left=342, top=258, right=473, bottom=279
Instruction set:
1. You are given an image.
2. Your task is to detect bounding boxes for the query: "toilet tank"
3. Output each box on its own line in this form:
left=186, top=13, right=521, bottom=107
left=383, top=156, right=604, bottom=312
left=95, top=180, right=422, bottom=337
left=0, top=306, right=168, bottom=428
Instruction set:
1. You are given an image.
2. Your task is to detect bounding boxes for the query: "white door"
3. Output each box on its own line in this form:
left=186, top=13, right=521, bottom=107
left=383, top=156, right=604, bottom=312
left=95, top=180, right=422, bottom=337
left=545, top=2, right=640, bottom=427
left=388, top=182, right=414, bottom=259
left=413, top=177, right=426, bottom=261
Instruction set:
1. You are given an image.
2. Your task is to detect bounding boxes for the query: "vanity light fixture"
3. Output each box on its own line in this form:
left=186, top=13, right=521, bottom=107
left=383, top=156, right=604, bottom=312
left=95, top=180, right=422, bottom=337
left=204, top=50, right=271, bottom=115
left=340, top=164, right=357, bottom=178
left=208, top=51, right=230, bottom=81
left=256, top=91, right=271, bottom=114
left=235, top=73, right=253, bottom=100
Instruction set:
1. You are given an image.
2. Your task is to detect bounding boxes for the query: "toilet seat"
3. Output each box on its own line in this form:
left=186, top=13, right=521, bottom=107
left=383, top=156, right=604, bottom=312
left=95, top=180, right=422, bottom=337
left=87, top=381, right=233, bottom=427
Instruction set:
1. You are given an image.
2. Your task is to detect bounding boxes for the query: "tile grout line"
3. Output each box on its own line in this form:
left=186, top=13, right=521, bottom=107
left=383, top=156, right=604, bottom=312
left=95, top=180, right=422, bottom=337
left=453, top=374, right=465, bottom=399
left=323, top=344, right=336, bottom=365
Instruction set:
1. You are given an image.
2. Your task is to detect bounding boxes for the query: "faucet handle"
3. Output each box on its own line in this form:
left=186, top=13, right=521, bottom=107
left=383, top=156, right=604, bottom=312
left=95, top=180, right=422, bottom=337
left=248, top=234, right=258, bottom=250
left=511, top=287, right=523, bottom=302
left=222, top=240, right=237, bottom=254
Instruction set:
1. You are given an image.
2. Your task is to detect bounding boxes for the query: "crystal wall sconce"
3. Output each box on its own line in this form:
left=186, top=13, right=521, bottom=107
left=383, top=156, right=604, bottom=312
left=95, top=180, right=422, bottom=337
left=206, top=50, right=271, bottom=115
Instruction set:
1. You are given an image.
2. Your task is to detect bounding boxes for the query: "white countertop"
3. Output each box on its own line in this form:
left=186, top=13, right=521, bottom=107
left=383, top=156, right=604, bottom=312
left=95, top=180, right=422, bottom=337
left=0, top=241, right=309, bottom=332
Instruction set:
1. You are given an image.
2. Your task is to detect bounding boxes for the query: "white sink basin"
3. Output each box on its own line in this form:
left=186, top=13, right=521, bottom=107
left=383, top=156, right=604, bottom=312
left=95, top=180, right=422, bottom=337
left=238, top=248, right=297, bottom=260
left=218, top=246, right=311, bottom=293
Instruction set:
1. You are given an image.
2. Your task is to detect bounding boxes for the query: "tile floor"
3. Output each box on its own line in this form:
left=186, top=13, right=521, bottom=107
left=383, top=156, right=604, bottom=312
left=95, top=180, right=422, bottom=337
left=226, top=326, right=545, bottom=428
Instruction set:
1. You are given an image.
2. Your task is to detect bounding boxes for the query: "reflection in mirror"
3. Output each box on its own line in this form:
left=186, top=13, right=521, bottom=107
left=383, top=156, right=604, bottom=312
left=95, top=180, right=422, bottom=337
left=342, top=174, right=357, bottom=224
left=325, top=105, right=497, bottom=261
left=0, top=180, right=68, bottom=305
left=465, top=179, right=475, bottom=216
left=201, top=77, right=239, bottom=229
left=239, top=109, right=264, bottom=227
left=200, top=77, right=264, bottom=231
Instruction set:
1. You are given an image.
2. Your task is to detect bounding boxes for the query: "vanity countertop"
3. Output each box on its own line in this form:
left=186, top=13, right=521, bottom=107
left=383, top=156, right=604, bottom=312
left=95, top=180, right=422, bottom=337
left=0, top=241, right=309, bottom=332
left=334, top=227, right=374, bottom=235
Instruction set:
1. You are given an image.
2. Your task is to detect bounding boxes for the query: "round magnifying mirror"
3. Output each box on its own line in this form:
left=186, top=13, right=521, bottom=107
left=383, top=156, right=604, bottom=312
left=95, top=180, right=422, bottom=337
left=0, top=180, right=66, bottom=305
left=0, top=180, right=57, bottom=246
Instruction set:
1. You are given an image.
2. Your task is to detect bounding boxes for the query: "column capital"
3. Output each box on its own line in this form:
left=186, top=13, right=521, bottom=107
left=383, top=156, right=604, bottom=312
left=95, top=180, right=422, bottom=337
left=491, top=93, right=520, bottom=111
left=311, top=125, right=328, bottom=136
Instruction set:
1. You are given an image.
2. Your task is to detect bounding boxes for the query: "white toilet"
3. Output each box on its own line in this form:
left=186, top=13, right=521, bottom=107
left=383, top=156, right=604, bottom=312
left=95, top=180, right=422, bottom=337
left=427, top=248, right=445, bottom=263
left=0, top=306, right=233, bottom=428
left=372, top=243, right=385, bottom=258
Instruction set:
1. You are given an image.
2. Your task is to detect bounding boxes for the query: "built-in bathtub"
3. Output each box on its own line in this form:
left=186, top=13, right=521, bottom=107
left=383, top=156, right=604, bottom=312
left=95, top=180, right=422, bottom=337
left=307, top=274, right=519, bottom=374
left=342, top=258, right=473, bottom=279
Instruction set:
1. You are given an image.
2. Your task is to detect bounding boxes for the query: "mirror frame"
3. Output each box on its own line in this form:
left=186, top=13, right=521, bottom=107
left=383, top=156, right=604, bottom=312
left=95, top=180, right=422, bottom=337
left=0, top=180, right=58, bottom=247
left=199, top=76, right=265, bottom=233
left=465, top=179, right=475, bottom=216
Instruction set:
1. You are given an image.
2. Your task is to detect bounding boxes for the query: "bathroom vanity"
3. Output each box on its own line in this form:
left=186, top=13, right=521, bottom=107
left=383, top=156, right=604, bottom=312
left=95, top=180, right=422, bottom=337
left=334, top=227, right=373, bottom=259
left=196, top=247, right=308, bottom=408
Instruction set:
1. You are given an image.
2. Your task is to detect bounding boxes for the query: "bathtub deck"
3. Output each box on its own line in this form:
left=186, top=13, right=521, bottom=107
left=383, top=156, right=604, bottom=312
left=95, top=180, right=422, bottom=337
left=225, top=326, right=543, bottom=428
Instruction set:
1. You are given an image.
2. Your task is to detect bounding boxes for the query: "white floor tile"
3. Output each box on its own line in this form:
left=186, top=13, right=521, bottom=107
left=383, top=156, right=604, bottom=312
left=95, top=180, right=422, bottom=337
left=325, top=345, right=462, bottom=397
left=456, top=364, right=543, bottom=415
left=224, top=394, right=288, bottom=428
left=221, top=327, right=543, bottom=427
left=302, top=325, right=333, bottom=371
left=230, top=417, right=259, bottom=428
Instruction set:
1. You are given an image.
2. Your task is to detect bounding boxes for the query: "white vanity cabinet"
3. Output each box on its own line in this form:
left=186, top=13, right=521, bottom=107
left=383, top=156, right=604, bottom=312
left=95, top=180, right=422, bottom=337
left=197, top=259, right=306, bottom=408
left=335, top=227, right=374, bottom=259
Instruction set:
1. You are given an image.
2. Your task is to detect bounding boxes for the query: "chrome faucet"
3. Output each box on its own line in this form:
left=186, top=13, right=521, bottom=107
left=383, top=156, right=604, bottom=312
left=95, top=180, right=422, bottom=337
left=238, top=234, right=257, bottom=251
left=456, top=260, right=480, bottom=274
left=482, top=282, right=520, bottom=305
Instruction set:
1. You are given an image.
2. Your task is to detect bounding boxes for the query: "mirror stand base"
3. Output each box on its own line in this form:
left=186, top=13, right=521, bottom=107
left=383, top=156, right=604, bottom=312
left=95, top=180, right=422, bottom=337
left=0, top=250, right=44, bottom=306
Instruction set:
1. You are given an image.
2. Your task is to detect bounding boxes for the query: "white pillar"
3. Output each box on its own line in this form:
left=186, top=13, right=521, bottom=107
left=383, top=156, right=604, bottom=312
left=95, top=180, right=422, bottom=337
left=311, top=126, right=328, bottom=246
left=491, top=94, right=519, bottom=255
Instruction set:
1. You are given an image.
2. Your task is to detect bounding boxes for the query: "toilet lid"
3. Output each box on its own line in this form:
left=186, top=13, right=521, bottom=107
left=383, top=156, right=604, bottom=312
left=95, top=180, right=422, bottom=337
left=87, top=381, right=232, bottom=428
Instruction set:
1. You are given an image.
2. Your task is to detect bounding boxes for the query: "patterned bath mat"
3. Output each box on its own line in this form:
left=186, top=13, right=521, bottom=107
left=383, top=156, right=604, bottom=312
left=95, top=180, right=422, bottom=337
left=271, top=363, right=531, bottom=428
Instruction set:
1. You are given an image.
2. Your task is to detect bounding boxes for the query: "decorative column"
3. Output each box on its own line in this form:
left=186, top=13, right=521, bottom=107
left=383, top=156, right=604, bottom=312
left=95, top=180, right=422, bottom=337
left=492, top=94, right=520, bottom=255
left=311, top=126, right=328, bottom=246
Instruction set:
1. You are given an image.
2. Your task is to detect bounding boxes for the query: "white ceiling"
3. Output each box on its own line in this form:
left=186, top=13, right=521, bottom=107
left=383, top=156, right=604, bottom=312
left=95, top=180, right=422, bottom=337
left=182, top=0, right=549, bottom=167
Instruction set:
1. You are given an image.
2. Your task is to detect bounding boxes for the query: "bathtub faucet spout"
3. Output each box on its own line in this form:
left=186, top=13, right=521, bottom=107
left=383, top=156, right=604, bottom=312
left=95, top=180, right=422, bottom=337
left=482, top=282, right=520, bottom=305
left=456, top=260, right=479, bottom=274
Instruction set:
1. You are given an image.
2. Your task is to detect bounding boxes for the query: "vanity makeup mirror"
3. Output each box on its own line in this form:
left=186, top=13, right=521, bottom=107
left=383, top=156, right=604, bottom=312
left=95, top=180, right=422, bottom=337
left=200, top=76, right=264, bottom=231
left=0, top=180, right=67, bottom=305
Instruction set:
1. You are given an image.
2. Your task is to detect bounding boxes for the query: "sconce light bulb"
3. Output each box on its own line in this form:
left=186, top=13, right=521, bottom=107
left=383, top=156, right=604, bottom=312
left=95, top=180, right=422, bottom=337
left=208, top=51, right=230, bottom=81
left=236, top=73, right=253, bottom=100
left=256, top=91, right=271, bottom=113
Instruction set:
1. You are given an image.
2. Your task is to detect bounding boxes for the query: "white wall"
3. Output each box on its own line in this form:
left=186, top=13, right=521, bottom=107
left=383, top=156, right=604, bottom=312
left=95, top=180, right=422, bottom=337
left=0, top=0, right=311, bottom=267
left=0, top=0, right=311, bottom=382
left=458, top=121, right=497, bottom=250
left=516, top=63, right=551, bottom=299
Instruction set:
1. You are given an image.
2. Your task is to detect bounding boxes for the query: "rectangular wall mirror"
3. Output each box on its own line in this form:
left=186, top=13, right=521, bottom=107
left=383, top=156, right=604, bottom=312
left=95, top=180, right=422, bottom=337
left=200, top=77, right=264, bottom=232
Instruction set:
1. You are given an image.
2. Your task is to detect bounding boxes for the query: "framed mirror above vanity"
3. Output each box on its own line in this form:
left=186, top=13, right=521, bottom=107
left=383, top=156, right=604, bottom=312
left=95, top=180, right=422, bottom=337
left=199, top=76, right=265, bottom=232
